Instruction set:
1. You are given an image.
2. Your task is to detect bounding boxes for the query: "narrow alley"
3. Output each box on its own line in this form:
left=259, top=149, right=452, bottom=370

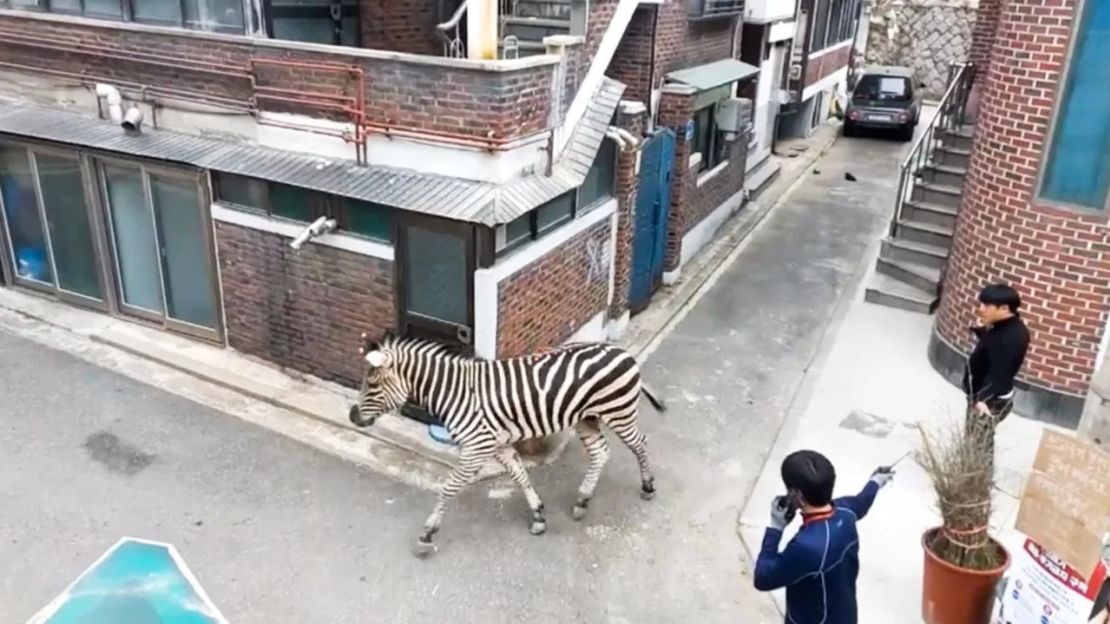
left=0, top=131, right=913, bottom=624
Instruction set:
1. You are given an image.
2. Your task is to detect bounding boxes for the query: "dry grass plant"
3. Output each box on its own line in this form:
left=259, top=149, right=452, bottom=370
left=915, top=411, right=1006, bottom=570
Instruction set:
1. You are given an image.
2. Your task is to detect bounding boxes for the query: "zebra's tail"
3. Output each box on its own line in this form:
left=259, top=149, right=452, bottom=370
left=640, top=384, right=667, bottom=414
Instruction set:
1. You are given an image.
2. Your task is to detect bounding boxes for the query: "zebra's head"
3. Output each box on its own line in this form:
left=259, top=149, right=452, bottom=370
left=348, top=331, right=409, bottom=428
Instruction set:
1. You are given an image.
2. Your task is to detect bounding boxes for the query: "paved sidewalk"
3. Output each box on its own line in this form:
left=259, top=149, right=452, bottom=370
left=737, top=261, right=1054, bottom=623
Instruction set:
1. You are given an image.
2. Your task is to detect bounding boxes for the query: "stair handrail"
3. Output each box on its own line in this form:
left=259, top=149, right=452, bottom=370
left=889, top=61, right=976, bottom=238
left=436, top=0, right=469, bottom=58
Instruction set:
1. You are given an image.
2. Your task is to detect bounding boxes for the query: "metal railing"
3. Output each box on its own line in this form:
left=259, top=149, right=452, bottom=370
left=436, top=0, right=468, bottom=58
left=889, top=62, right=977, bottom=238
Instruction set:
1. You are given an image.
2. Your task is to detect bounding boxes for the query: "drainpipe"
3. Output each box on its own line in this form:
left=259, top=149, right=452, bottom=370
left=467, top=0, right=498, bottom=60
left=95, top=83, right=123, bottom=124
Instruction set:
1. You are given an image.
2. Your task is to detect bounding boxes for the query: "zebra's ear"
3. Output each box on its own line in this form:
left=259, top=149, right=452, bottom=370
left=365, top=350, right=390, bottom=368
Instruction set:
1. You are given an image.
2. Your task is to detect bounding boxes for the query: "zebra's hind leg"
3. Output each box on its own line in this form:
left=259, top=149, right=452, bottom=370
left=415, top=444, right=491, bottom=558
left=606, top=415, right=656, bottom=501
left=495, top=445, right=547, bottom=535
left=571, top=418, right=610, bottom=521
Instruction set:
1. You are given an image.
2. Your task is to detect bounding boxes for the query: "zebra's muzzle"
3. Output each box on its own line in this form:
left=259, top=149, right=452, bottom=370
left=348, top=404, right=376, bottom=427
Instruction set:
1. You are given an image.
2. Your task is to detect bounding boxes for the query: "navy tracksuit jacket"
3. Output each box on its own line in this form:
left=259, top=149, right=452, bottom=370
left=753, top=480, right=880, bottom=624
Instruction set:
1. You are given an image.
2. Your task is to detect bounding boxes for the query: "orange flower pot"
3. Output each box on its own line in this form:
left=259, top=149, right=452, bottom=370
left=921, top=527, right=1010, bottom=624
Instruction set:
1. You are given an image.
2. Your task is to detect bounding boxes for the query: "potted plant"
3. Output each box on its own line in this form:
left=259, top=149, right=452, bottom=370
left=915, top=412, right=1011, bottom=624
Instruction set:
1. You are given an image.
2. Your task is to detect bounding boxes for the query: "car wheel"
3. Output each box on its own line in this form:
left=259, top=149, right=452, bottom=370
left=899, top=123, right=914, bottom=142
left=843, top=121, right=856, bottom=137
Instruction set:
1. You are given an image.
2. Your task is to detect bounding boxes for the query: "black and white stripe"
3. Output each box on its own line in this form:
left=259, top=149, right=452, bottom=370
left=349, top=332, right=665, bottom=556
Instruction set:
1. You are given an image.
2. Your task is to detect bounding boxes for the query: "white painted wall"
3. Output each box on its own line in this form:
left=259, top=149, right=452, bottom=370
left=210, top=204, right=394, bottom=260
left=472, top=198, right=618, bottom=360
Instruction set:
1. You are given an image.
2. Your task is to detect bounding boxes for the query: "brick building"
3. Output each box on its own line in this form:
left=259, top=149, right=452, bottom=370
left=857, top=0, right=1109, bottom=430
left=776, top=0, right=863, bottom=137
left=0, top=0, right=772, bottom=417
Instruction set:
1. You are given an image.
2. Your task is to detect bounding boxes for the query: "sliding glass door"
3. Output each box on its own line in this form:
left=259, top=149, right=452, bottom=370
left=99, top=160, right=221, bottom=339
left=0, top=144, right=105, bottom=306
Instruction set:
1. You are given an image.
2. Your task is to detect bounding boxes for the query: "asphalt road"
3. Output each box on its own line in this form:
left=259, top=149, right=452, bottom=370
left=0, top=130, right=908, bottom=624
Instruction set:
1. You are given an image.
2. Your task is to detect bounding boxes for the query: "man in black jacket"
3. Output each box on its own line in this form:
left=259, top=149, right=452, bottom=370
left=963, top=283, right=1030, bottom=455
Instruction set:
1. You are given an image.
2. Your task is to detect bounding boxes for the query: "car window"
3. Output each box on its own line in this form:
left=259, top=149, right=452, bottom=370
left=853, top=75, right=913, bottom=102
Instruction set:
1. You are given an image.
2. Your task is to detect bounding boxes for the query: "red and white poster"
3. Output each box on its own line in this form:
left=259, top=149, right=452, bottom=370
left=995, top=536, right=1109, bottom=624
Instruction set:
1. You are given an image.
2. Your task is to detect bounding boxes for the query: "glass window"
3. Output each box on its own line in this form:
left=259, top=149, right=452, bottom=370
left=853, top=75, right=912, bottom=102
left=104, top=165, right=165, bottom=314
left=132, top=0, right=183, bottom=25
left=214, top=172, right=268, bottom=211
left=810, top=0, right=830, bottom=50
left=9, top=0, right=42, bottom=7
left=693, top=105, right=726, bottom=171
left=83, top=0, right=124, bottom=18
left=536, top=191, right=575, bottom=234
left=151, top=175, right=218, bottom=328
left=503, top=215, right=531, bottom=251
left=269, top=183, right=315, bottom=222
left=36, top=153, right=103, bottom=300
left=345, top=199, right=391, bottom=242
left=184, top=0, right=245, bottom=31
left=0, top=146, right=53, bottom=285
left=1040, top=0, right=1110, bottom=210
left=404, top=225, right=468, bottom=326
left=50, top=0, right=82, bottom=11
left=579, top=137, right=617, bottom=211
left=268, top=0, right=360, bottom=47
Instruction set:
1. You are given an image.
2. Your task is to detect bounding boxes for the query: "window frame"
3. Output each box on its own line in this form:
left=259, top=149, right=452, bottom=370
left=212, top=172, right=394, bottom=244
left=1033, top=0, right=1110, bottom=214
left=1, top=0, right=248, bottom=34
left=577, top=135, right=619, bottom=213
left=264, top=0, right=361, bottom=47
left=692, top=103, right=728, bottom=173
left=495, top=189, right=580, bottom=257
left=0, top=139, right=112, bottom=311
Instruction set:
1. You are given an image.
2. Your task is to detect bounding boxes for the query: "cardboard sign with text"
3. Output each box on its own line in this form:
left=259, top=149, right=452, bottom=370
left=1016, top=430, right=1110, bottom=577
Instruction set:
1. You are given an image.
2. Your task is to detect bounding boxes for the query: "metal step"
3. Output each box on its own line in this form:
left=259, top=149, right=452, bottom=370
left=919, top=163, right=967, bottom=188
left=935, top=145, right=971, bottom=169
left=502, top=16, right=571, bottom=40
left=876, top=256, right=942, bottom=293
left=938, top=127, right=974, bottom=151
left=915, top=180, right=963, bottom=209
left=864, top=272, right=937, bottom=314
left=880, top=237, right=948, bottom=270
left=902, top=199, right=958, bottom=230
left=896, top=219, right=954, bottom=248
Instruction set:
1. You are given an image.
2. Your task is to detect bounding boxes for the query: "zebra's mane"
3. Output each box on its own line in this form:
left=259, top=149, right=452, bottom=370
left=362, top=331, right=473, bottom=363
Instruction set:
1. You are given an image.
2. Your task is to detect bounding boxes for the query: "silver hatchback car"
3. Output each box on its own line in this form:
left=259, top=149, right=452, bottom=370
left=843, top=66, right=925, bottom=141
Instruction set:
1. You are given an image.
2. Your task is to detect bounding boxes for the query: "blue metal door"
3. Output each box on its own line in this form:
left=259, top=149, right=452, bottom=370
left=629, top=129, right=675, bottom=314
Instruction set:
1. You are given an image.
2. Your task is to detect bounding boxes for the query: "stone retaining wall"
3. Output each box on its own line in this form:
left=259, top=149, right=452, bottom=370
left=864, top=0, right=978, bottom=100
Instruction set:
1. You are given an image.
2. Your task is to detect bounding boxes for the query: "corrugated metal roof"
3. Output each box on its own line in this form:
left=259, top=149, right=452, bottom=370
left=0, top=78, right=625, bottom=226
left=666, top=59, right=760, bottom=91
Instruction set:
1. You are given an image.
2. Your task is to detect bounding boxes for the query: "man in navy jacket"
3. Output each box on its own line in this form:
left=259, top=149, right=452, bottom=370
left=753, top=450, right=894, bottom=624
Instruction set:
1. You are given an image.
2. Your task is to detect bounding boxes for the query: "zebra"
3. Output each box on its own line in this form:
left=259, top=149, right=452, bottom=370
left=347, top=331, right=667, bottom=557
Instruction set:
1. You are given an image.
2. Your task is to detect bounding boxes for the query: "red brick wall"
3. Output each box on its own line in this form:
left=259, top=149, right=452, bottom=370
left=804, top=43, right=852, bottom=88
left=216, top=221, right=395, bottom=388
left=969, top=0, right=1002, bottom=76
left=497, top=218, right=612, bottom=357
left=606, top=3, right=741, bottom=106
left=0, top=12, right=554, bottom=141
left=360, top=0, right=447, bottom=56
left=935, top=0, right=1106, bottom=396
left=610, top=110, right=645, bottom=319
left=683, top=129, right=749, bottom=234
left=658, top=87, right=695, bottom=271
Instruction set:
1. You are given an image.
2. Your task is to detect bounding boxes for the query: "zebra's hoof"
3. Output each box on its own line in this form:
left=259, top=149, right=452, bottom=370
left=529, top=520, right=547, bottom=536
left=571, top=505, right=589, bottom=521
left=640, top=488, right=656, bottom=501
left=412, top=538, right=437, bottom=558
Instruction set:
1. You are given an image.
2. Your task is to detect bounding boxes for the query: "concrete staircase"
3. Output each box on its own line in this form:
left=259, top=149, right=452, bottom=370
left=501, top=0, right=572, bottom=58
left=864, top=126, right=974, bottom=313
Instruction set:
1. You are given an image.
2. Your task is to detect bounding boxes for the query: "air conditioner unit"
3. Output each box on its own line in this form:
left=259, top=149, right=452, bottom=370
left=716, top=97, right=754, bottom=140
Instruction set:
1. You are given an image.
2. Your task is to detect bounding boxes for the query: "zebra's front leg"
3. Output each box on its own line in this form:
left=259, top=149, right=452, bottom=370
left=495, top=445, right=547, bottom=536
left=415, top=446, right=490, bottom=558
